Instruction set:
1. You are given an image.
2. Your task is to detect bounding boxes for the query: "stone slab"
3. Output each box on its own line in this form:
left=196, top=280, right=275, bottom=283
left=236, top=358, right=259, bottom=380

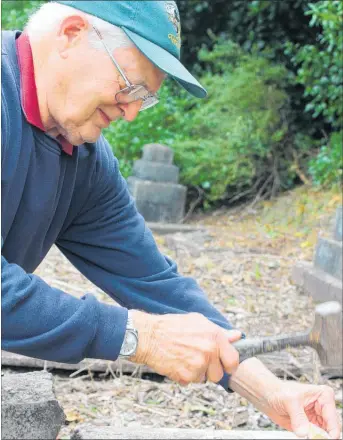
left=334, top=206, right=343, bottom=241
left=142, top=144, right=174, bottom=164
left=1, top=371, right=65, bottom=440
left=71, top=426, right=299, bottom=440
left=314, top=237, right=342, bottom=280
left=128, top=177, right=186, bottom=223
left=133, top=159, right=179, bottom=183
left=292, top=261, right=342, bottom=303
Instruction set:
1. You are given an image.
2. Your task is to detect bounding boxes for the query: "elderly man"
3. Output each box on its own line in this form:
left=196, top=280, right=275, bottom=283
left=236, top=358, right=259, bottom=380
left=1, top=1, right=341, bottom=438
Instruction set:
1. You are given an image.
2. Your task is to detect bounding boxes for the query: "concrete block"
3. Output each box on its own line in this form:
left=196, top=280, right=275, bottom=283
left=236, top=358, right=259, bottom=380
left=292, top=261, right=342, bottom=303
left=334, top=206, right=342, bottom=241
left=133, top=159, right=179, bottom=183
left=1, top=371, right=65, bottom=440
left=314, top=237, right=342, bottom=280
left=71, top=426, right=298, bottom=439
left=142, top=144, right=174, bottom=164
left=128, top=177, right=186, bottom=223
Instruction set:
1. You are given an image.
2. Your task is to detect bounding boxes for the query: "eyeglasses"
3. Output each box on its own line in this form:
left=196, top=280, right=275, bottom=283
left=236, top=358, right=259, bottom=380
left=92, top=25, right=159, bottom=111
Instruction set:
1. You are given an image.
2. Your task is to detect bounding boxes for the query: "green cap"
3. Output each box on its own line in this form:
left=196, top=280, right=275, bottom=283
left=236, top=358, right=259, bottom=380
left=55, top=0, right=207, bottom=98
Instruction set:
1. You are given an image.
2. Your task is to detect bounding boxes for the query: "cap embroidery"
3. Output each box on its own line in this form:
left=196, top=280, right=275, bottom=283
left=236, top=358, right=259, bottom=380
left=165, top=1, right=181, bottom=49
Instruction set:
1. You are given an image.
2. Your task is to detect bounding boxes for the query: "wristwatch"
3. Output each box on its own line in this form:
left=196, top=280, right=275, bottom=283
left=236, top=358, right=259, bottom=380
left=119, top=311, right=139, bottom=358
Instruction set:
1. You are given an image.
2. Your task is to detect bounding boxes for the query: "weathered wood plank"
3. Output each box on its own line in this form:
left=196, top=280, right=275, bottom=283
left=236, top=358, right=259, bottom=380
left=2, top=350, right=319, bottom=378
left=1, top=351, right=152, bottom=376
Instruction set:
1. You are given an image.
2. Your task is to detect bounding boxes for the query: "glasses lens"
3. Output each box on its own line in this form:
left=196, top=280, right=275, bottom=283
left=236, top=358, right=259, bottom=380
left=116, top=85, right=159, bottom=111
left=116, top=85, right=148, bottom=103
left=140, top=96, right=159, bottom=111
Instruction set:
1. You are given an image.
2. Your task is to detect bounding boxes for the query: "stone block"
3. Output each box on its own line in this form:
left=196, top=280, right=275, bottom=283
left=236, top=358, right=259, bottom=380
left=314, top=237, right=342, bottom=280
left=292, top=261, right=342, bottom=303
left=71, top=426, right=298, bottom=440
left=128, top=177, right=186, bottom=223
left=334, top=206, right=342, bottom=241
left=142, top=144, right=174, bottom=164
left=1, top=371, right=65, bottom=440
left=133, top=159, right=179, bottom=183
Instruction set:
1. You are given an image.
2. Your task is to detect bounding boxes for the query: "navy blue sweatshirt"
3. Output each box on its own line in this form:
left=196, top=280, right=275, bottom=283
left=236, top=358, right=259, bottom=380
left=1, top=31, right=236, bottom=390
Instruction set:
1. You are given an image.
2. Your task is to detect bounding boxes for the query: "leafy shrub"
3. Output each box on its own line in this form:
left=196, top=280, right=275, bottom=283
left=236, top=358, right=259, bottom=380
left=177, top=0, right=322, bottom=137
left=176, top=0, right=316, bottom=68
left=172, top=41, right=297, bottom=203
left=286, top=1, right=343, bottom=129
left=309, top=131, right=343, bottom=187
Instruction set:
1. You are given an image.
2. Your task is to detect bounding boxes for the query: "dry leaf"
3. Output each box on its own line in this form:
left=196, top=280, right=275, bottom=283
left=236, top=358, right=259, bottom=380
left=300, top=240, right=311, bottom=248
left=65, top=410, right=85, bottom=423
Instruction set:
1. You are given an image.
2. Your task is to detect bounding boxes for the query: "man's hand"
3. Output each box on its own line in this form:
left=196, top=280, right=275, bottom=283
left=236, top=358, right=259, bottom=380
left=130, top=310, right=241, bottom=385
left=229, top=357, right=342, bottom=440
left=264, top=382, right=342, bottom=439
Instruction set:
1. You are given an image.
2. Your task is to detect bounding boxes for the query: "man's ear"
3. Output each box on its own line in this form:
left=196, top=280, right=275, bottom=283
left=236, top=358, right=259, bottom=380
left=57, top=15, right=90, bottom=52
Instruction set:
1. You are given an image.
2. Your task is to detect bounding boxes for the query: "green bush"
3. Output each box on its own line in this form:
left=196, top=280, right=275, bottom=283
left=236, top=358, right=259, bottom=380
left=177, top=0, right=322, bottom=137
left=286, top=1, right=343, bottom=129
left=172, top=41, right=296, bottom=203
left=309, top=131, right=343, bottom=187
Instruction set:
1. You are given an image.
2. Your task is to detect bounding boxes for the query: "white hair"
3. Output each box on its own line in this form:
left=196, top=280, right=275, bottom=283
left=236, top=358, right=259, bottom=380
left=25, top=2, right=134, bottom=53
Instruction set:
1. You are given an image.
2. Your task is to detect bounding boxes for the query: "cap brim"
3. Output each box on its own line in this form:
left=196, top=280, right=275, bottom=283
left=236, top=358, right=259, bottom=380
left=122, top=28, right=207, bottom=99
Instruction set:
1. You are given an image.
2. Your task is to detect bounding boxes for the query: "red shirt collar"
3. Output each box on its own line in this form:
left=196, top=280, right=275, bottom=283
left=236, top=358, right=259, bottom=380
left=16, top=33, right=74, bottom=156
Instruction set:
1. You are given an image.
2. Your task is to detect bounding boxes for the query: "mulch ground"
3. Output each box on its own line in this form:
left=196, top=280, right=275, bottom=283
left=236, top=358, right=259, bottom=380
left=3, top=187, right=342, bottom=439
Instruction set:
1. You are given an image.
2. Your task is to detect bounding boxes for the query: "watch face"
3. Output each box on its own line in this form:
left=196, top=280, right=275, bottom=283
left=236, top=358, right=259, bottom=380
left=121, top=330, right=138, bottom=356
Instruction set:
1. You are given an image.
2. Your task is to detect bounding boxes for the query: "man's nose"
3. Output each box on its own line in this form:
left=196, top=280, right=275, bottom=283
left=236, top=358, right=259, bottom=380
left=120, top=100, right=142, bottom=122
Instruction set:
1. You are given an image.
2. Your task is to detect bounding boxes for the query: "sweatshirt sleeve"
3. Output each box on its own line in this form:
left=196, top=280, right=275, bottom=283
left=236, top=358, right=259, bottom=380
left=56, top=138, right=241, bottom=392
left=1, top=239, right=128, bottom=363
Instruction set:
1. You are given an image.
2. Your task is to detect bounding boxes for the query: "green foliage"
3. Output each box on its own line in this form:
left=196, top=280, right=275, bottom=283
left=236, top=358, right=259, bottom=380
left=309, top=131, right=343, bottom=187
left=177, top=0, right=315, bottom=67
left=178, top=0, right=334, bottom=138
left=177, top=0, right=343, bottom=193
left=1, top=1, right=46, bottom=30
left=286, top=1, right=343, bottom=129
left=173, top=41, right=295, bottom=202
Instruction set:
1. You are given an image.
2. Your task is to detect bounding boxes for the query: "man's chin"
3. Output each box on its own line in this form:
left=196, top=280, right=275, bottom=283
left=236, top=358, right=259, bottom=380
left=66, top=130, right=102, bottom=146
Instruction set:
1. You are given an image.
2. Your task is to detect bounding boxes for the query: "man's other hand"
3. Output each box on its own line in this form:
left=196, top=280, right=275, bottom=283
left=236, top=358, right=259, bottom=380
left=129, top=311, right=241, bottom=386
left=264, top=382, right=342, bottom=439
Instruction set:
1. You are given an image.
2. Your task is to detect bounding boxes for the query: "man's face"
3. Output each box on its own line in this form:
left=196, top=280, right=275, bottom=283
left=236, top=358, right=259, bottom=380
left=46, top=18, right=165, bottom=146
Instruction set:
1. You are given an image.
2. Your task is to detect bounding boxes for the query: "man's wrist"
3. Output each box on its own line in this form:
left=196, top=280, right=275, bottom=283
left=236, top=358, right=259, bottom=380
left=228, top=357, right=284, bottom=412
left=128, top=310, right=156, bottom=364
